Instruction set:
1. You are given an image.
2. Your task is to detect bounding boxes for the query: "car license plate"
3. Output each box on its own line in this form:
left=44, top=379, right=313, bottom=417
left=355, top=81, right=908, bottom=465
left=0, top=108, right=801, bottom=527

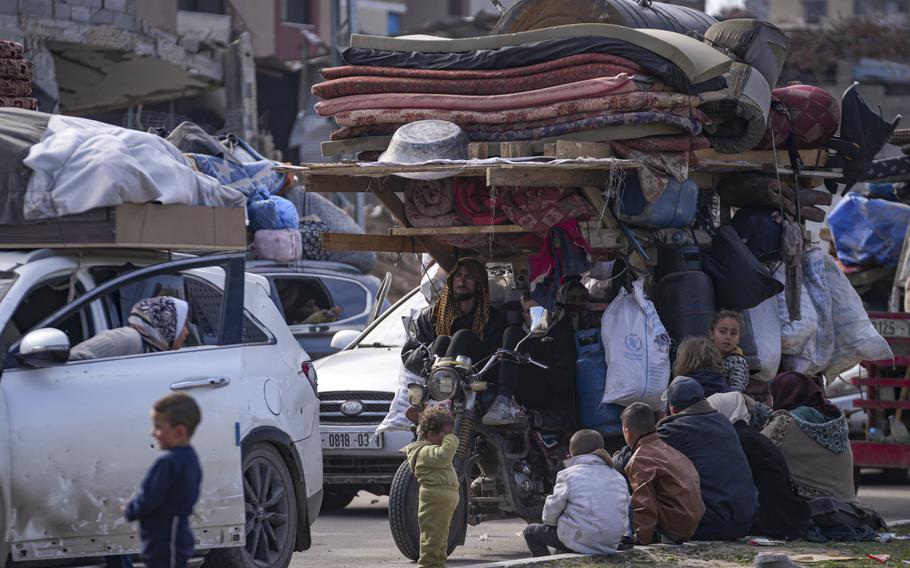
left=871, top=318, right=910, bottom=339
left=321, top=431, right=384, bottom=450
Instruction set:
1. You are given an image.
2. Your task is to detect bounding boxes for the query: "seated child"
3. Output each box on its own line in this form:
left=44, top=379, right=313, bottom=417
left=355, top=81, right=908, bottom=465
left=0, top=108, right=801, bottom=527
left=709, top=310, right=750, bottom=393
left=621, top=402, right=705, bottom=545
left=405, top=407, right=460, bottom=568
left=523, top=430, right=630, bottom=556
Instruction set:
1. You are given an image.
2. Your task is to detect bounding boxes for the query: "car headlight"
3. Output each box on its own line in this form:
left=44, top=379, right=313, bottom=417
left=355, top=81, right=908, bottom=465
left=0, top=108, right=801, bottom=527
left=428, top=367, right=459, bottom=401
left=407, top=383, right=428, bottom=406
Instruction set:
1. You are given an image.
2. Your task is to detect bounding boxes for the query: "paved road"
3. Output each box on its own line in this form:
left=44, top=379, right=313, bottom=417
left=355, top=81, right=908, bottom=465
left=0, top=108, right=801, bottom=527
left=291, top=473, right=910, bottom=568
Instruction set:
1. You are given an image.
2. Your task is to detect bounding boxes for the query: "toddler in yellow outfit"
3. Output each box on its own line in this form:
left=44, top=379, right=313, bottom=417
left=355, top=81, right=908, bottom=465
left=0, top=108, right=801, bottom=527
left=405, top=407, right=460, bottom=568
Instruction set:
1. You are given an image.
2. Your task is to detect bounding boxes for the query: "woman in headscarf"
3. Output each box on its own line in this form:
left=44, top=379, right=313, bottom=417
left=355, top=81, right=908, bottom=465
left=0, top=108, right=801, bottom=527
left=709, top=391, right=811, bottom=539
left=70, top=296, right=190, bottom=361
left=757, top=372, right=855, bottom=501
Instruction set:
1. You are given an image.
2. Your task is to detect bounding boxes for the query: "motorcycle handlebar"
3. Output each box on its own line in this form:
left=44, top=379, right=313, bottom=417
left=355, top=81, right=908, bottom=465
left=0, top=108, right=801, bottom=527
left=475, top=349, right=549, bottom=377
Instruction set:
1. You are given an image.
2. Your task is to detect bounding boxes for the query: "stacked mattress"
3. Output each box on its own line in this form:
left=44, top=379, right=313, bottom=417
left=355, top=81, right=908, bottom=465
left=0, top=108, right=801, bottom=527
left=0, top=41, right=37, bottom=111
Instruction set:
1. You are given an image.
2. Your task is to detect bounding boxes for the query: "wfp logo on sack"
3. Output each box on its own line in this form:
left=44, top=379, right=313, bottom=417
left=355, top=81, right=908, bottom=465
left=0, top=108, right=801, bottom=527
left=623, top=333, right=644, bottom=361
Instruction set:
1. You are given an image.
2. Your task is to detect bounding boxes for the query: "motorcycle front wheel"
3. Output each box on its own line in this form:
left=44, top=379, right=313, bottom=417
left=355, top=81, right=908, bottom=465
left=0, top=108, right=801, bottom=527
left=388, top=460, right=468, bottom=561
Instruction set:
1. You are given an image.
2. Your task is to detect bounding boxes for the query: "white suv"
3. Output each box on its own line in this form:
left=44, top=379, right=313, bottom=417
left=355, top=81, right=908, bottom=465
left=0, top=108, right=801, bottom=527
left=0, top=250, right=322, bottom=568
left=313, top=288, right=427, bottom=509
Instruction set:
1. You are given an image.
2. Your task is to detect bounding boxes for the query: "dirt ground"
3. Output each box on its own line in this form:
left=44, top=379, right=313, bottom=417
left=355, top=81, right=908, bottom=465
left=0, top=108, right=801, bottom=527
left=536, top=524, right=910, bottom=568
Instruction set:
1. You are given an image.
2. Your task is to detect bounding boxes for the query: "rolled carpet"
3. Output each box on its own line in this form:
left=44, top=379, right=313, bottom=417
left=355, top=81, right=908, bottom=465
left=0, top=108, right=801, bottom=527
left=698, top=62, right=772, bottom=154
left=315, top=74, right=642, bottom=116
left=314, top=62, right=640, bottom=99
left=332, top=90, right=696, bottom=127
left=464, top=110, right=703, bottom=142
left=320, top=53, right=642, bottom=81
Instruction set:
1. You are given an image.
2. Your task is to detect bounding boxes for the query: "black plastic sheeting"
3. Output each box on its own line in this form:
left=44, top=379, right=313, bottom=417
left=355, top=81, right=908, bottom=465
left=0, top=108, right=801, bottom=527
left=492, top=0, right=717, bottom=36
left=343, top=37, right=726, bottom=95
left=702, top=225, right=784, bottom=311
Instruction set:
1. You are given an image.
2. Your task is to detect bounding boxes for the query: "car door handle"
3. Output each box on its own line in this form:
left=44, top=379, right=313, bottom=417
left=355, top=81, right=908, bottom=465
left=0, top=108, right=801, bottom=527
left=170, top=377, right=230, bottom=390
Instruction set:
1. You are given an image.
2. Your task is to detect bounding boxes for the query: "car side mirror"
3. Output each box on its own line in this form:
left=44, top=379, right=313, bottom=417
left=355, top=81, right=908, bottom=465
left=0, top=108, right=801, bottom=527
left=18, top=328, right=71, bottom=367
left=330, top=329, right=360, bottom=351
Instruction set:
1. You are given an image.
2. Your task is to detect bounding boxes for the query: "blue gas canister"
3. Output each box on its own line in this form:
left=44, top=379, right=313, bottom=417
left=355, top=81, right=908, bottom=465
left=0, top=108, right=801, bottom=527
left=575, top=328, right=623, bottom=436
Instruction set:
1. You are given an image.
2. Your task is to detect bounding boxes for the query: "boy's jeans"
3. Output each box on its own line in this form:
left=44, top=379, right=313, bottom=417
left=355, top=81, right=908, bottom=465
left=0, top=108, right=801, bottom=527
left=523, top=523, right=569, bottom=557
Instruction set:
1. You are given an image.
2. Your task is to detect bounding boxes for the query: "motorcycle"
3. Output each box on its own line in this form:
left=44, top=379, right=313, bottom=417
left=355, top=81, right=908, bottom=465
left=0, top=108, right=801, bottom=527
left=388, top=322, right=569, bottom=560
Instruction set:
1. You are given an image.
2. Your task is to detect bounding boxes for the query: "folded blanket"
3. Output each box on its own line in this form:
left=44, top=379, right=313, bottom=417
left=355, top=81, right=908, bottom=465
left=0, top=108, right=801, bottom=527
left=501, top=187, right=595, bottom=232
left=332, top=90, right=696, bottom=127
left=0, top=78, right=31, bottom=97
left=620, top=134, right=711, bottom=153
left=322, top=53, right=643, bottom=81
left=0, top=58, right=31, bottom=81
left=314, top=62, right=640, bottom=99
left=315, top=74, right=642, bottom=116
left=0, top=41, right=24, bottom=60
left=0, top=96, right=37, bottom=110
left=454, top=177, right=508, bottom=226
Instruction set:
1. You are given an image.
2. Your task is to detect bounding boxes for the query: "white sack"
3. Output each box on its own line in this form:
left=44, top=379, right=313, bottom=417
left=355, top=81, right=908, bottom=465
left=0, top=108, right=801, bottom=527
left=23, top=114, right=245, bottom=220
left=776, top=249, right=835, bottom=375
left=823, top=255, right=893, bottom=377
left=601, top=279, right=670, bottom=410
left=745, top=294, right=782, bottom=382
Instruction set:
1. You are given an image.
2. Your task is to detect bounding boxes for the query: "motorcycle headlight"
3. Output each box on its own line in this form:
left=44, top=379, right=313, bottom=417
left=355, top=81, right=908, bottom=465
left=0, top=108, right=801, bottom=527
left=428, top=367, right=459, bottom=401
left=407, top=383, right=428, bottom=406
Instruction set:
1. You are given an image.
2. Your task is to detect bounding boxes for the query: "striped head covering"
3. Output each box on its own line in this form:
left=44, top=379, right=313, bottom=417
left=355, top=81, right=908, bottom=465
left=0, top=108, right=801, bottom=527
left=433, top=257, right=490, bottom=340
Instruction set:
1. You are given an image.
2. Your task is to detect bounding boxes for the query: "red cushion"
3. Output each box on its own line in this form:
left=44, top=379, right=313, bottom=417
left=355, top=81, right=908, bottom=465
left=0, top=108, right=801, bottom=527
left=757, top=85, right=840, bottom=149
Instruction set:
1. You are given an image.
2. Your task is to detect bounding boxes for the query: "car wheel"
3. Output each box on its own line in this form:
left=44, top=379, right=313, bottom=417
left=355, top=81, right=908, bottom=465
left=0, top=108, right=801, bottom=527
left=388, top=461, right=465, bottom=561
left=321, top=487, right=358, bottom=511
left=206, top=444, right=298, bottom=568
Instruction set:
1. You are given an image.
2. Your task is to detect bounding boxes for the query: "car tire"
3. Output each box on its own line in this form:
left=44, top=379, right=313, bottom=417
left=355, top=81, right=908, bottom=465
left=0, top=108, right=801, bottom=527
left=388, top=460, right=465, bottom=561
left=321, top=487, right=358, bottom=511
left=206, top=444, right=298, bottom=568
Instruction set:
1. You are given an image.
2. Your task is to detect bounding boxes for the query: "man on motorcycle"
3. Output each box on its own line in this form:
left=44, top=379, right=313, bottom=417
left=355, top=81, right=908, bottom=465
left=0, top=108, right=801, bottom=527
left=401, top=258, right=515, bottom=422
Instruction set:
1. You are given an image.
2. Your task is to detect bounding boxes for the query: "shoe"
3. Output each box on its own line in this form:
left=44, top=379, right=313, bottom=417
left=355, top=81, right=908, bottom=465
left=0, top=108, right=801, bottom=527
left=482, top=395, right=525, bottom=426
left=618, top=536, right=635, bottom=551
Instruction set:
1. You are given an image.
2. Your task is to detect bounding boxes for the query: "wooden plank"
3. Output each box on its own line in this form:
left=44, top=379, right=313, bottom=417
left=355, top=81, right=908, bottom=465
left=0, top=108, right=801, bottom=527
left=469, top=142, right=492, bottom=160
left=302, top=174, right=376, bottom=193
left=500, top=142, right=533, bottom=158
left=390, top=225, right=528, bottom=236
left=320, top=232, right=427, bottom=253
left=555, top=140, right=612, bottom=159
left=487, top=167, right=613, bottom=188
left=694, top=147, right=827, bottom=167
left=321, top=136, right=391, bottom=157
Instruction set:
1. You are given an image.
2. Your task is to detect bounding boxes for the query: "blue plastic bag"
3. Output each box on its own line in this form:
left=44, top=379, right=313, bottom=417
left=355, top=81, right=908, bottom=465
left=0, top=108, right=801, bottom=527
left=248, top=195, right=300, bottom=231
left=828, top=193, right=910, bottom=267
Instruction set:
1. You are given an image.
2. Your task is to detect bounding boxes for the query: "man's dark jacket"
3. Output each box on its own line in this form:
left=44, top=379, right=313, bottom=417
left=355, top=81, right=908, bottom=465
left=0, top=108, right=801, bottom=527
left=657, top=400, right=758, bottom=540
left=401, top=304, right=508, bottom=375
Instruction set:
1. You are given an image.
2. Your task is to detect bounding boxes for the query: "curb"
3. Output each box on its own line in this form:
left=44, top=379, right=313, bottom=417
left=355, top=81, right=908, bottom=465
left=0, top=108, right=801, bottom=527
left=466, top=553, right=588, bottom=567
left=891, top=519, right=910, bottom=527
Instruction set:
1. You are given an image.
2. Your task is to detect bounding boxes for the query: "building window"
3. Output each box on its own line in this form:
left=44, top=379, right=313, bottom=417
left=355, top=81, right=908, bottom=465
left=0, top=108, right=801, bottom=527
left=387, top=12, right=401, bottom=35
left=285, top=0, right=310, bottom=24
left=804, top=0, right=827, bottom=22
left=178, top=0, right=225, bottom=14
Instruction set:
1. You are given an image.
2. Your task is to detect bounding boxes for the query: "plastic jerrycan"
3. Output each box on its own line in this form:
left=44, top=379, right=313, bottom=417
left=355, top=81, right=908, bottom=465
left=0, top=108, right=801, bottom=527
left=656, top=246, right=716, bottom=344
left=575, top=328, right=623, bottom=436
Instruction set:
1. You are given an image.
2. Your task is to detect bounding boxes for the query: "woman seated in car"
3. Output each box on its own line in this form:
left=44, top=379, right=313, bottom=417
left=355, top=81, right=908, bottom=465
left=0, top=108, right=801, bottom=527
left=69, top=296, right=190, bottom=360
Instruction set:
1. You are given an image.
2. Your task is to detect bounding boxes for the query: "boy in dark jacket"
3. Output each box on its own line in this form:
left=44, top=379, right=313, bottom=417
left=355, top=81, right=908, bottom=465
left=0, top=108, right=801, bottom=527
left=125, top=393, right=203, bottom=568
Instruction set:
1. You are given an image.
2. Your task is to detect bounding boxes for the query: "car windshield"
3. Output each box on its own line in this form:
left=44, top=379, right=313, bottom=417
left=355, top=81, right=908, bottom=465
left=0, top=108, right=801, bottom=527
left=355, top=289, right=427, bottom=348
